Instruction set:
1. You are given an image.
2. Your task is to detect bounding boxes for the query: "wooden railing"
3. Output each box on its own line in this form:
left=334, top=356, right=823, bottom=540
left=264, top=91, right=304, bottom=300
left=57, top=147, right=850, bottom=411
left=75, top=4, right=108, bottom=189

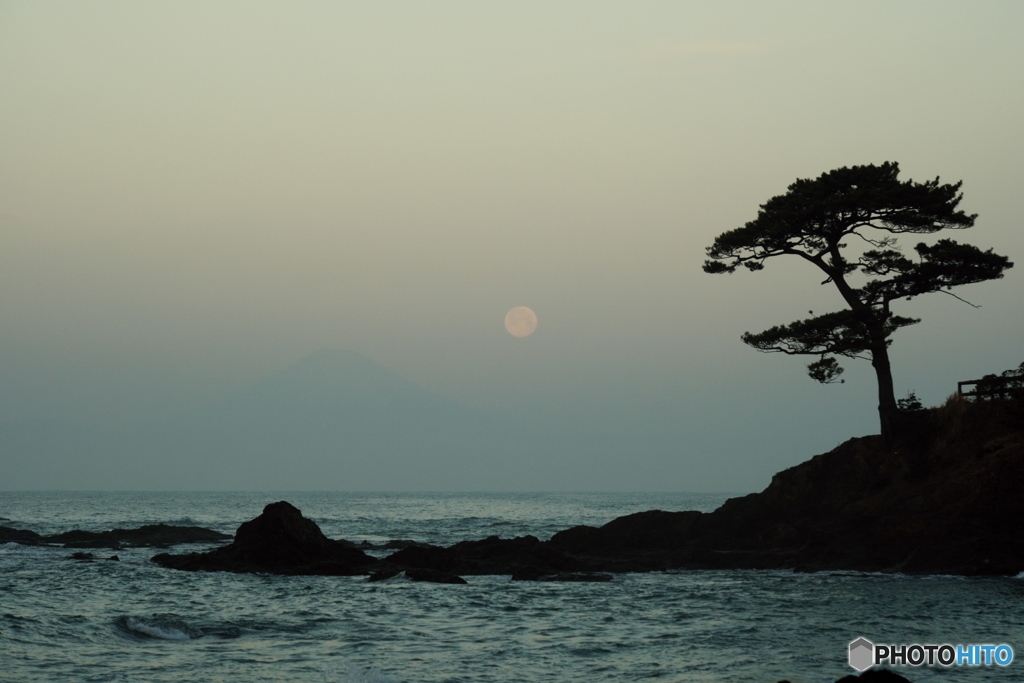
left=958, top=375, right=1024, bottom=400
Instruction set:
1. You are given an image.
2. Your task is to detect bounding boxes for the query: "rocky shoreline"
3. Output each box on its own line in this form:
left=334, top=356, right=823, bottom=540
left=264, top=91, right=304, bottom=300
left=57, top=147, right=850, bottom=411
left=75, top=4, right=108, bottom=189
left=148, top=396, right=1023, bottom=580
left=9, top=398, right=1016, bottom=683
left=6, top=397, right=1020, bottom=580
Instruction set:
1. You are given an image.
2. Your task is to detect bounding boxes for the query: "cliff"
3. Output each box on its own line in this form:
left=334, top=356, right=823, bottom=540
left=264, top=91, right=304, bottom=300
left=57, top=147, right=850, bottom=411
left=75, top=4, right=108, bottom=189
left=552, top=395, right=1024, bottom=575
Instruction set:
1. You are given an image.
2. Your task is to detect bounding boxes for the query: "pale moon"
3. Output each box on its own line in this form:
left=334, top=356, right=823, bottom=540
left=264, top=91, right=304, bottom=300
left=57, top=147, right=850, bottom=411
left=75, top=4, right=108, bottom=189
left=504, top=306, right=538, bottom=337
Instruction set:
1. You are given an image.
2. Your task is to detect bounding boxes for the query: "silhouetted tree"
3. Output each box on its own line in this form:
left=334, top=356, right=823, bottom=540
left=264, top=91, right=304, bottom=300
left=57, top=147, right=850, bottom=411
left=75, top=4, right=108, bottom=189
left=704, top=162, right=1012, bottom=444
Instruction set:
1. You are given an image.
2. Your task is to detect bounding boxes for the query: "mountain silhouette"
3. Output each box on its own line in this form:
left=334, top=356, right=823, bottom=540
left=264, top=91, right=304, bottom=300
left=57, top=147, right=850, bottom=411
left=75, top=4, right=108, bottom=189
left=4, top=351, right=564, bottom=489
left=130, top=350, right=520, bottom=488
left=171, top=349, right=480, bottom=442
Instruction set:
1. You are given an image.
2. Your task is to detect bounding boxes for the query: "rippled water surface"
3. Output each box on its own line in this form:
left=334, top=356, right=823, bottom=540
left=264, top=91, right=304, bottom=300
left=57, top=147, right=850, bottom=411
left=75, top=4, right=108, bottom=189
left=1, top=492, right=1022, bottom=682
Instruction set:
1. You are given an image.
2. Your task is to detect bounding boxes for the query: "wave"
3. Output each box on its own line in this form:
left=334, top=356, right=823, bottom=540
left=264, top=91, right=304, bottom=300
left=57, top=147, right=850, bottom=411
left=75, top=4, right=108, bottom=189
left=166, top=517, right=202, bottom=526
left=116, top=615, right=202, bottom=641
left=369, top=570, right=409, bottom=583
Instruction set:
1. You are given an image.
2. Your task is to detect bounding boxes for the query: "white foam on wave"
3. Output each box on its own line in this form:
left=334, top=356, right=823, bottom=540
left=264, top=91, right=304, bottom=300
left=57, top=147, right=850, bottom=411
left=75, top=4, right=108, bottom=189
left=321, top=663, right=402, bottom=683
left=167, top=516, right=207, bottom=526
left=125, top=616, right=192, bottom=641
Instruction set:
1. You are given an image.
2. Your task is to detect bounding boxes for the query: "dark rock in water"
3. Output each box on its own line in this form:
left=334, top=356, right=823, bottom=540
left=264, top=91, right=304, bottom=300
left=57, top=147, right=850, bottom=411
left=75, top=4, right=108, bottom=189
left=226, top=501, right=342, bottom=566
left=367, top=567, right=467, bottom=584
left=46, top=524, right=230, bottom=549
left=383, top=534, right=583, bottom=577
left=153, top=501, right=376, bottom=575
left=107, top=555, right=120, bottom=561
left=404, top=568, right=467, bottom=584
left=553, top=510, right=703, bottom=552
left=549, top=510, right=706, bottom=572
left=4, top=523, right=226, bottom=550
left=358, top=539, right=432, bottom=551
left=0, top=526, right=45, bottom=546
left=67, top=552, right=94, bottom=561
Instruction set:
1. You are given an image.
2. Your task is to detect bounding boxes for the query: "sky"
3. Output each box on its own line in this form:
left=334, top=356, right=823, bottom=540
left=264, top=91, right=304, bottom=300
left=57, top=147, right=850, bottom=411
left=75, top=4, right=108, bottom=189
left=1, top=1, right=1022, bottom=492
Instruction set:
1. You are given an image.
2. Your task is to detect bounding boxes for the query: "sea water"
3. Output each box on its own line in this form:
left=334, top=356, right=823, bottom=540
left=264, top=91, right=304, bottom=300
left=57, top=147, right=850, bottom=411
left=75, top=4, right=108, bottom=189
left=1, top=491, right=1021, bottom=682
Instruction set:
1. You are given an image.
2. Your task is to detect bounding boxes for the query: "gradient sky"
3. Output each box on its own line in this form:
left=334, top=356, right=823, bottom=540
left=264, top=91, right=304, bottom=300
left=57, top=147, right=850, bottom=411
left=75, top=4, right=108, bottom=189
left=2, top=1, right=1022, bottom=491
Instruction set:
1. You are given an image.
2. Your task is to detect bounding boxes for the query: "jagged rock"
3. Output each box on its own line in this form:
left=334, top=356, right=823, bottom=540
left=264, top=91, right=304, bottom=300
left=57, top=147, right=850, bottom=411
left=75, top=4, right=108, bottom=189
left=67, top=552, right=94, bottom=561
left=153, top=501, right=376, bottom=575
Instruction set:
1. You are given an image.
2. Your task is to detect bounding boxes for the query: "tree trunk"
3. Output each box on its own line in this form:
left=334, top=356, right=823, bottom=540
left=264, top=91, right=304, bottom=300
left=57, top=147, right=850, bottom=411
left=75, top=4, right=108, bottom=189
left=870, top=341, right=899, bottom=447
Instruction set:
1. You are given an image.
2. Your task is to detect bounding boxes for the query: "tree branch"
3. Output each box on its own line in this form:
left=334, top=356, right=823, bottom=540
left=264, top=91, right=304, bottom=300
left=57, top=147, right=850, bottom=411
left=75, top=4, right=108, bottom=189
left=938, top=289, right=982, bottom=309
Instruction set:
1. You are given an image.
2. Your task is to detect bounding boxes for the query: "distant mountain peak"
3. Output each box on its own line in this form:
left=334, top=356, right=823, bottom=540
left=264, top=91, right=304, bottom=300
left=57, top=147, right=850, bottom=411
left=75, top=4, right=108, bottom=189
left=268, top=350, right=413, bottom=393
left=292, top=349, right=374, bottom=367
left=281, top=349, right=377, bottom=376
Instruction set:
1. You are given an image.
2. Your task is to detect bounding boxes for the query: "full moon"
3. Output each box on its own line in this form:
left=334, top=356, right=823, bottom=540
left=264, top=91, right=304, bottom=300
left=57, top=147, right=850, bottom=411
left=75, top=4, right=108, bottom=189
left=504, top=306, right=538, bottom=337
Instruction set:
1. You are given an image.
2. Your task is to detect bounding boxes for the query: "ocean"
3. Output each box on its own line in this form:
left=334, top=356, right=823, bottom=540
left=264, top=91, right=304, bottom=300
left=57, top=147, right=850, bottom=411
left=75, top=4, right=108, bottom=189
left=1, top=491, right=1021, bottom=682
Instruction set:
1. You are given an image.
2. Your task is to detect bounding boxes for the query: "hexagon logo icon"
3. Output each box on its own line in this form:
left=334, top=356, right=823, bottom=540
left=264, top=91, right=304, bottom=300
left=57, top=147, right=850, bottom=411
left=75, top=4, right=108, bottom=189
left=849, top=637, right=874, bottom=672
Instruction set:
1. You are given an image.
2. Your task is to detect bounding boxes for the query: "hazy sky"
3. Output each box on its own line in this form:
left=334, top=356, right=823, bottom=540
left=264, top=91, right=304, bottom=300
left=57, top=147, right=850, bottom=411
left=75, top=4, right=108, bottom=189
left=2, top=1, right=1022, bottom=492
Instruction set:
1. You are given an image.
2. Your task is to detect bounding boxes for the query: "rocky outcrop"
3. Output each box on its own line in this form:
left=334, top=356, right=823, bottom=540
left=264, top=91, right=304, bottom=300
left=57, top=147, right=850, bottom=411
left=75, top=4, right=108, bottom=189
left=47, top=524, right=231, bottom=549
left=381, top=534, right=583, bottom=577
left=150, top=398, right=1023, bottom=579
left=65, top=552, right=120, bottom=561
left=704, top=395, right=1024, bottom=574
left=0, top=526, right=45, bottom=545
left=549, top=510, right=707, bottom=572
left=152, top=501, right=376, bottom=575
left=151, top=504, right=592, bottom=580
left=550, top=397, right=1024, bottom=575
left=1, top=523, right=229, bottom=549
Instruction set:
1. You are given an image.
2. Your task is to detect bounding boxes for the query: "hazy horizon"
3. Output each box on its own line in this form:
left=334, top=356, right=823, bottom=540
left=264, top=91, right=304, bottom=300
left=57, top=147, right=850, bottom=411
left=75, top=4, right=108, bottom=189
left=2, top=2, right=1022, bottom=492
